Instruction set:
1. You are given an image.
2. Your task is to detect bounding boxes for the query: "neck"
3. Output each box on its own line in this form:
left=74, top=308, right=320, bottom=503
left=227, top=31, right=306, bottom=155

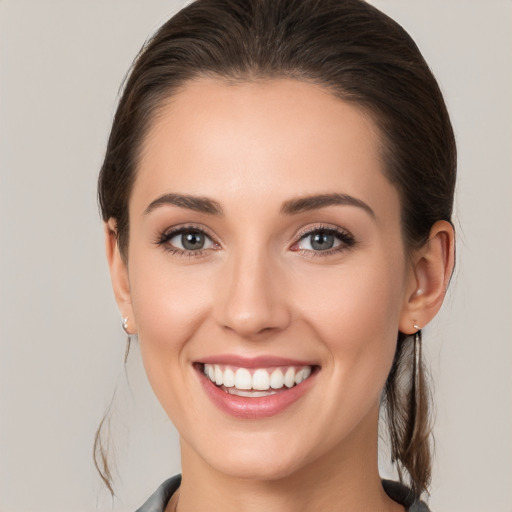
left=174, top=411, right=404, bottom=512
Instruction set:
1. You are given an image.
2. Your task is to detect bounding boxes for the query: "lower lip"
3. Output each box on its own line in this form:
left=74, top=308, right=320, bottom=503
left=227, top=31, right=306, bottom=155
left=197, top=367, right=317, bottom=419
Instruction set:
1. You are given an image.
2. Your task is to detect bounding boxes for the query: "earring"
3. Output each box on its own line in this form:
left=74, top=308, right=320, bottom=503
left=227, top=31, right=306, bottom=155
left=412, top=322, right=421, bottom=387
left=122, top=317, right=132, bottom=364
left=410, top=327, right=422, bottom=443
left=413, top=329, right=421, bottom=382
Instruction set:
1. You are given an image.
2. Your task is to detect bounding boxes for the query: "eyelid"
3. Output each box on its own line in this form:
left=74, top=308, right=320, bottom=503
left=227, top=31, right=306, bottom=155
left=290, top=224, right=356, bottom=254
left=155, top=223, right=221, bottom=255
left=154, top=222, right=354, bottom=257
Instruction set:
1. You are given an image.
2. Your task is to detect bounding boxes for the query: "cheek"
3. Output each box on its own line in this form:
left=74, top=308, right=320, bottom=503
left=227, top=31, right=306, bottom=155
left=126, top=254, right=215, bottom=392
left=126, top=258, right=221, bottom=432
left=291, top=255, right=406, bottom=383
left=128, top=243, right=216, bottom=334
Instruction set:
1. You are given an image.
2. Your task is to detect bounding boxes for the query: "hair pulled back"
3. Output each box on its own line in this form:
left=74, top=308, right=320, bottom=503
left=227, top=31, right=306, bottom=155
left=97, top=0, right=456, bottom=498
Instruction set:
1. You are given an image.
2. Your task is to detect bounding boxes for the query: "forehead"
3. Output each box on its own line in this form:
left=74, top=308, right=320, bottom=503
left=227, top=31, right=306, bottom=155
left=132, top=78, right=399, bottom=224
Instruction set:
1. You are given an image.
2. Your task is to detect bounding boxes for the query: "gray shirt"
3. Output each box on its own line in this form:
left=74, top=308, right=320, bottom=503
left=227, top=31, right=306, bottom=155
left=135, top=475, right=431, bottom=511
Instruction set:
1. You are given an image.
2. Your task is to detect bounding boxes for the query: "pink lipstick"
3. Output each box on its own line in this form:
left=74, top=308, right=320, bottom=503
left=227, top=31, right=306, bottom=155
left=195, top=356, right=319, bottom=419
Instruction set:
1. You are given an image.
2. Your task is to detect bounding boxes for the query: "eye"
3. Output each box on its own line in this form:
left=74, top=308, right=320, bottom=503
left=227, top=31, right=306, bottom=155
left=156, top=226, right=218, bottom=255
left=301, top=231, right=338, bottom=251
left=292, top=226, right=355, bottom=254
left=169, top=230, right=213, bottom=251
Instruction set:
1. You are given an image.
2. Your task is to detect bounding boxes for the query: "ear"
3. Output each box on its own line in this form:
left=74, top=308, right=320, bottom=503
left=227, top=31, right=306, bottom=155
left=105, top=218, right=136, bottom=334
left=399, top=220, right=455, bottom=335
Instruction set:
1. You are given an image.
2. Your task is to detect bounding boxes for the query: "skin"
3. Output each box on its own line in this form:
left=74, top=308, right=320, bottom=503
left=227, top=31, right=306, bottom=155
left=106, top=78, right=454, bottom=512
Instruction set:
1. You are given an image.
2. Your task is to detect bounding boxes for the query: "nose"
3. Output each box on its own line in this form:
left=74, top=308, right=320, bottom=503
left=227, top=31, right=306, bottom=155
left=214, top=248, right=291, bottom=339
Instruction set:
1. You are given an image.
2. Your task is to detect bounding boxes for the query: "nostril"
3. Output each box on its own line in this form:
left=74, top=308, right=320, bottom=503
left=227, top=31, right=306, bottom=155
left=213, top=262, right=292, bottom=336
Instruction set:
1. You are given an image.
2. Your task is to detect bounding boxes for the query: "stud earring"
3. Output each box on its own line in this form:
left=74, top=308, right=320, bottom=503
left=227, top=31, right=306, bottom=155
left=413, top=324, right=421, bottom=331
left=122, top=317, right=129, bottom=334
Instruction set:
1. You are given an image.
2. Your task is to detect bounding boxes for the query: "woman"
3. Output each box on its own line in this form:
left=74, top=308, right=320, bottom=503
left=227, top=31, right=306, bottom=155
left=96, top=0, right=455, bottom=510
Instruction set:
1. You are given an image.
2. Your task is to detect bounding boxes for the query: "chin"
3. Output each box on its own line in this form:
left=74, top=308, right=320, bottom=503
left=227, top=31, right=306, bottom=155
left=191, top=429, right=315, bottom=482
left=209, top=453, right=306, bottom=482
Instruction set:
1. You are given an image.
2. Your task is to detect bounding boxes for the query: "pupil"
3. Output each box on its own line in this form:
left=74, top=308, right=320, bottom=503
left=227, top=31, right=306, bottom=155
left=311, top=232, right=334, bottom=251
left=182, top=232, right=204, bottom=250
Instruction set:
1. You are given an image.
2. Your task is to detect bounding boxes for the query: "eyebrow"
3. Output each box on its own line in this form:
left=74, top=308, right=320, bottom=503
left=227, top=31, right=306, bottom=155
left=143, top=192, right=375, bottom=219
left=143, top=193, right=224, bottom=216
left=280, top=193, right=375, bottom=219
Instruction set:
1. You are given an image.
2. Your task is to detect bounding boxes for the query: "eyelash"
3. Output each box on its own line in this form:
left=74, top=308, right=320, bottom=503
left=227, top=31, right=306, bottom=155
left=291, top=225, right=356, bottom=257
left=155, top=224, right=355, bottom=258
left=154, top=224, right=219, bottom=258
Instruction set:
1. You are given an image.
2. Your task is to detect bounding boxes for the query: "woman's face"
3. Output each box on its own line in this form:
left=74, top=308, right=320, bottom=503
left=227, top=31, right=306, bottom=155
left=116, top=78, right=418, bottom=480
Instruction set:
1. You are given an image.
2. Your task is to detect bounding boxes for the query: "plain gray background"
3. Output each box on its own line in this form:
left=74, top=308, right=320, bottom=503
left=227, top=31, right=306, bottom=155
left=1, top=1, right=511, bottom=511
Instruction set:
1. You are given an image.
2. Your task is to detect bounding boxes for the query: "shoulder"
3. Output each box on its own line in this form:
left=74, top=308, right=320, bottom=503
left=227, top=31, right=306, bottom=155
left=382, top=479, right=431, bottom=512
left=135, top=475, right=181, bottom=512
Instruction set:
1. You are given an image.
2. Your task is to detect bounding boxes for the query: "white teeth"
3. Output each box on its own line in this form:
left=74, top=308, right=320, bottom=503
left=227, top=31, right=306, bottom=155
left=252, top=369, right=270, bottom=390
left=284, top=367, right=295, bottom=388
left=293, top=367, right=311, bottom=385
left=294, top=369, right=304, bottom=385
left=234, top=368, right=252, bottom=390
left=203, top=364, right=313, bottom=392
left=214, top=366, right=223, bottom=386
left=223, top=368, right=235, bottom=387
left=270, top=369, right=284, bottom=389
left=227, top=388, right=277, bottom=397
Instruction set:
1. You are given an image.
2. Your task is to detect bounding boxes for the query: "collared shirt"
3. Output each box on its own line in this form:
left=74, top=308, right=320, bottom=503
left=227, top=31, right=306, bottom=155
left=135, top=475, right=431, bottom=511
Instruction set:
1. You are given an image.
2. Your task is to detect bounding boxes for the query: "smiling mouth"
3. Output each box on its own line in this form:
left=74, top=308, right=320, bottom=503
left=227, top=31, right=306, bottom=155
left=201, top=364, right=315, bottom=397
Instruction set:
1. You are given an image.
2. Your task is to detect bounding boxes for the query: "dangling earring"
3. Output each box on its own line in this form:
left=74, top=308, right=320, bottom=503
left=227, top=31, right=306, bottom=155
left=413, top=326, right=421, bottom=393
left=410, top=324, right=422, bottom=443
left=122, top=317, right=131, bottom=364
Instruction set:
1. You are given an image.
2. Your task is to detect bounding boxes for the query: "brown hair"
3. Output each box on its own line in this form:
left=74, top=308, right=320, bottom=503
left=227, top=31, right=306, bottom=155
left=97, top=0, right=456, bottom=498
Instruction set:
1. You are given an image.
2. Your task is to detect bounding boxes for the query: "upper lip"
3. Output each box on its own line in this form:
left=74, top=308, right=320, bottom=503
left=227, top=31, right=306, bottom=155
left=197, top=354, right=318, bottom=368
